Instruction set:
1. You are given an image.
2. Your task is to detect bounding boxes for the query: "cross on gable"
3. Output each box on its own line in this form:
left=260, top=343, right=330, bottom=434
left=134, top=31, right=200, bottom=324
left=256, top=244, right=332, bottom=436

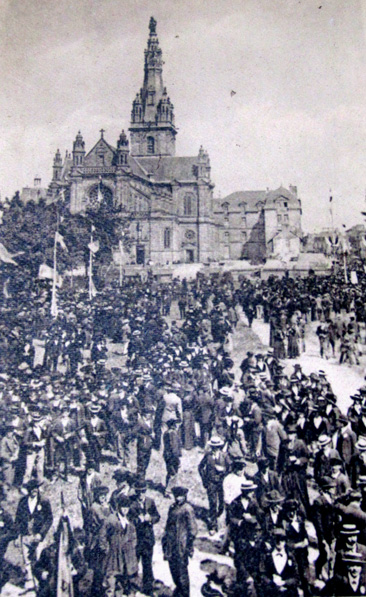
left=100, top=129, right=105, bottom=139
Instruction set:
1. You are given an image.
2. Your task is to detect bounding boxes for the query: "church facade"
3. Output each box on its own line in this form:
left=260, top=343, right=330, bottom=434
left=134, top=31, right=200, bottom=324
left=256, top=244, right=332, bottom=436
left=46, top=18, right=302, bottom=265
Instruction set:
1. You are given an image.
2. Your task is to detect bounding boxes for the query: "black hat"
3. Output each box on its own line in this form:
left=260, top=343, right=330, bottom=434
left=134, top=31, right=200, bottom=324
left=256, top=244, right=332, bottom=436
left=134, top=479, right=147, bottom=492
left=94, top=486, right=109, bottom=498
left=284, top=499, right=299, bottom=512
left=25, top=479, right=42, bottom=491
left=113, top=468, right=131, bottom=483
left=172, top=486, right=188, bottom=497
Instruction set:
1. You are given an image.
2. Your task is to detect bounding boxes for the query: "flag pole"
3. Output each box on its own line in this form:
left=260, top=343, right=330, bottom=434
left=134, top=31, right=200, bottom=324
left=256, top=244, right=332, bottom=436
left=329, top=188, right=334, bottom=234
left=89, top=226, right=93, bottom=301
left=51, top=213, right=59, bottom=318
left=119, top=237, right=124, bottom=287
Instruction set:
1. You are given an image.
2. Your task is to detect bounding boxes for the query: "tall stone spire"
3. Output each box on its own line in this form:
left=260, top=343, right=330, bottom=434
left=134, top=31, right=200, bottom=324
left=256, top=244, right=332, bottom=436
left=130, top=17, right=177, bottom=157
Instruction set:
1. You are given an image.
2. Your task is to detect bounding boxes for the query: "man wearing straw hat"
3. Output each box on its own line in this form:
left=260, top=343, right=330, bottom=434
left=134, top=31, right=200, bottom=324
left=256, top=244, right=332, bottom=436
left=198, top=435, right=231, bottom=535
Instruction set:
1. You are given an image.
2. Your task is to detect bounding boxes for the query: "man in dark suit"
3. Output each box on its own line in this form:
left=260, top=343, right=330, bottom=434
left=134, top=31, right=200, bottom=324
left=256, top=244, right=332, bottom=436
left=128, top=479, right=160, bottom=596
left=162, top=486, right=197, bottom=597
left=15, top=479, right=53, bottom=585
left=99, top=494, right=139, bottom=597
left=227, top=478, right=262, bottom=553
left=254, top=456, right=281, bottom=507
left=163, top=418, right=182, bottom=495
left=259, top=528, right=300, bottom=596
left=198, top=435, right=231, bottom=534
left=322, top=551, right=366, bottom=596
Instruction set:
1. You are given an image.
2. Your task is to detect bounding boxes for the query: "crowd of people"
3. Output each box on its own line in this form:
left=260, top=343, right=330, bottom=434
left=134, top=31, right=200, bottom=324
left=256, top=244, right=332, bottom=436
left=0, top=269, right=366, bottom=596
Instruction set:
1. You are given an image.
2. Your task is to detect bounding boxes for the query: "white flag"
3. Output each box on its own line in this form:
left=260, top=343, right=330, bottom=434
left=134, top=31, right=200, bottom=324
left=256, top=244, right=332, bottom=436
left=88, top=239, right=100, bottom=254
left=3, top=278, right=10, bottom=299
left=39, top=264, right=63, bottom=287
left=0, top=242, right=18, bottom=265
left=56, top=232, right=68, bottom=252
left=351, top=271, right=358, bottom=285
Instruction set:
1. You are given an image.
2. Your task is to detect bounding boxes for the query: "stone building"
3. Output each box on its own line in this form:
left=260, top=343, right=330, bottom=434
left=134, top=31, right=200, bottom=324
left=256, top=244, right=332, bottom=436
left=44, top=17, right=302, bottom=265
left=213, top=185, right=302, bottom=263
left=21, top=177, right=47, bottom=204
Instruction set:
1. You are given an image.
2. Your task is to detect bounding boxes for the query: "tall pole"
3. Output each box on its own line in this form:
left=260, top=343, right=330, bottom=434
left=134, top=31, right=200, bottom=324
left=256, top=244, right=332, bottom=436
left=89, top=226, right=93, bottom=301
left=119, top=237, right=124, bottom=287
left=343, top=250, right=348, bottom=284
left=329, top=189, right=334, bottom=237
left=51, top=212, right=59, bottom=318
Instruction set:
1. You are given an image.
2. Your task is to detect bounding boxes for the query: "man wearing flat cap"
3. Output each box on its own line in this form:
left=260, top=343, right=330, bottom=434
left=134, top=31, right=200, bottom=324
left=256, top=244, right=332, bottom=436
left=162, top=486, right=197, bottom=597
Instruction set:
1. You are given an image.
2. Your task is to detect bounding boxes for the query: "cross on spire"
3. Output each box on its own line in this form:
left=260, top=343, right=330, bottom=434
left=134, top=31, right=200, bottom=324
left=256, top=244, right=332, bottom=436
left=100, top=128, right=105, bottom=139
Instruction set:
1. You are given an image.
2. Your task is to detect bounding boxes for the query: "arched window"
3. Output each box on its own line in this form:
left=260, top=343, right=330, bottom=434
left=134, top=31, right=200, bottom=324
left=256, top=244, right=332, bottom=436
left=147, top=136, right=155, bottom=154
left=184, top=194, right=194, bottom=216
left=164, top=228, right=171, bottom=249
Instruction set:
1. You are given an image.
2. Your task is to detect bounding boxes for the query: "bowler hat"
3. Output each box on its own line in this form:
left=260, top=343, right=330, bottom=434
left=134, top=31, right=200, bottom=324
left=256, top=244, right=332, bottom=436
left=94, top=486, right=109, bottom=498
left=172, top=486, right=188, bottom=497
left=25, top=479, right=43, bottom=491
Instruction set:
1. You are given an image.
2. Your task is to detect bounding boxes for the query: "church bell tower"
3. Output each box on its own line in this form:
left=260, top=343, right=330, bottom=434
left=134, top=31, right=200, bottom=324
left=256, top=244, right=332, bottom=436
left=129, top=17, right=177, bottom=157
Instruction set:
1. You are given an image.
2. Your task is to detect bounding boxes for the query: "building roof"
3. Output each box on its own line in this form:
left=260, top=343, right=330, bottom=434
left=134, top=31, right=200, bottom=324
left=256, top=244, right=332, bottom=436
left=264, top=186, right=300, bottom=208
left=267, top=228, right=302, bottom=243
left=217, top=190, right=267, bottom=211
left=131, top=156, right=199, bottom=183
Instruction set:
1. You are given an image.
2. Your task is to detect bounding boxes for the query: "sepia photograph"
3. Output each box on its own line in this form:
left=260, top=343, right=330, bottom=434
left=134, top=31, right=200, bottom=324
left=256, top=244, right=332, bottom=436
left=1, top=0, right=366, bottom=595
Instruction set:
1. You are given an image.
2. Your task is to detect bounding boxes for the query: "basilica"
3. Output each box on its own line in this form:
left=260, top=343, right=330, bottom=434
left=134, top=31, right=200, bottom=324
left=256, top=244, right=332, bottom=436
left=43, top=17, right=302, bottom=265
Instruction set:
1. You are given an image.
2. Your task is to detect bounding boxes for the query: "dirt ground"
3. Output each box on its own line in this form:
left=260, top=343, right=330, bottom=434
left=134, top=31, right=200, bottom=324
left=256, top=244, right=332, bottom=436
left=3, top=303, right=366, bottom=595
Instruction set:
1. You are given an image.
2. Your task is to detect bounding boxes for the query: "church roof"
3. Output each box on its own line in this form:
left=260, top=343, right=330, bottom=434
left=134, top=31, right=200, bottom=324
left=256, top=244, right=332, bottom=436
left=131, top=156, right=199, bottom=183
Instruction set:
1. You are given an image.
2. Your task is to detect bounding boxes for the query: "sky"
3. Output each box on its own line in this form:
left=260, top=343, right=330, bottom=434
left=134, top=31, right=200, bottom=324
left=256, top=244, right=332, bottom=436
left=0, top=0, right=366, bottom=231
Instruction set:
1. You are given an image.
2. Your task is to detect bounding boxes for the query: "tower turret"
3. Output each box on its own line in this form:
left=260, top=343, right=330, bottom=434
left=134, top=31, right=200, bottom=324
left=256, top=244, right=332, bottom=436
left=72, top=131, right=85, bottom=166
left=116, top=130, right=130, bottom=167
left=129, top=18, right=177, bottom=157
left=52, top=149, right=62, bottom=181
left=197, top=146, right=211, bottom=181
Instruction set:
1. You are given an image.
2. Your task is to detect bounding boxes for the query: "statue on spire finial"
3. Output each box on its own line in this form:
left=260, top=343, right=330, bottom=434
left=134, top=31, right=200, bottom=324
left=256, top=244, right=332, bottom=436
left=149, top=17, right=157, bottom=34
